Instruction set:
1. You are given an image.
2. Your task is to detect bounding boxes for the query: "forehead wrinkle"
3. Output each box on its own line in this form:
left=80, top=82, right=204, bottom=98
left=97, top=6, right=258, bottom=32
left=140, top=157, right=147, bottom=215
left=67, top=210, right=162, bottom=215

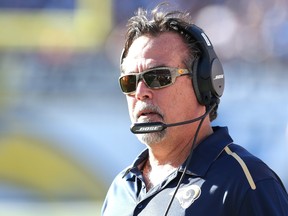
left=122, top=35, right=162, bottom=73
left=122, top=57, right=161, bottom=74
left=121, top=33, right=189, bottom=73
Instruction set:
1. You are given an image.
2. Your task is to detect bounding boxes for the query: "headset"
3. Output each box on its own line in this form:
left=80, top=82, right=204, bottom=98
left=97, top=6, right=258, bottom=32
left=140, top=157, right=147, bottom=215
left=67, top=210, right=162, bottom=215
left=168, top=20, right=224, bottom=106
left=120, top=21, right=224, bottom=107
left=120, top=20, right=224, bottom=107
left=120, top=22, right=224, bottom=107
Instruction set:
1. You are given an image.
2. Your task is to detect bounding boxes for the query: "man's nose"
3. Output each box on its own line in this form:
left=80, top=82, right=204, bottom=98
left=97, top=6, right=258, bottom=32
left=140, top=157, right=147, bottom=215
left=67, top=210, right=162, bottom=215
left=135, top=80, right=153, bottom=100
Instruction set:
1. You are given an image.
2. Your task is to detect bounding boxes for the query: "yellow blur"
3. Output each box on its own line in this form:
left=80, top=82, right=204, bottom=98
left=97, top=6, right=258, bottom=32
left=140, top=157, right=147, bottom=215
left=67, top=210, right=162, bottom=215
left=0, top=0, right=112, bottom=49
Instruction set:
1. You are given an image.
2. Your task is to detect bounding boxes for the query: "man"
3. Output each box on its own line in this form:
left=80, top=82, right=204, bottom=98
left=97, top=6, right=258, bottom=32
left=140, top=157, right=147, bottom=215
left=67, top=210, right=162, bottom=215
left=102, top=4, right=288, bottom=216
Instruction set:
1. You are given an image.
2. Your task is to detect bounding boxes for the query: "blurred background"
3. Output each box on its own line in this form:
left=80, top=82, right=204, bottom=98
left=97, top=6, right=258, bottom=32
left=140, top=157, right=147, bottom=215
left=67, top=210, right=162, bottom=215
left=0, top=0, right=287, bottom=215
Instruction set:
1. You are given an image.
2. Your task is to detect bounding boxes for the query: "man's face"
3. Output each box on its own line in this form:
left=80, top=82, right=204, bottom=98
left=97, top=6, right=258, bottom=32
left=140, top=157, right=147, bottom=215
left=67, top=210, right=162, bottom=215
left=121, top=32, right=204, bottom=146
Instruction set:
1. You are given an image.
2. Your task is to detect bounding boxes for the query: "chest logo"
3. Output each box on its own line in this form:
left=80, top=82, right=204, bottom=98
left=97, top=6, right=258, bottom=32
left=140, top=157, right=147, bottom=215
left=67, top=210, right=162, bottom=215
left=170, top=184, right=201, bottom=209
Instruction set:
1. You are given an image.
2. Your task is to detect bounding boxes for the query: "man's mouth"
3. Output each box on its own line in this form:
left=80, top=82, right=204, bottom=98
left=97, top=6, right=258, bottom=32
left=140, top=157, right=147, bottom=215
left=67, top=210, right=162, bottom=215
left=134, top=102, right=164, bottom=123
left=137, top=111, right=163, bottom=121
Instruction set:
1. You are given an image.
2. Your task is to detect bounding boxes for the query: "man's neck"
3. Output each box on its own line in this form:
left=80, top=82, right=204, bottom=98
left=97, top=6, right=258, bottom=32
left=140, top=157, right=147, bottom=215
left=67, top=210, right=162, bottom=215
left=142, top=124, right=213, bottom=191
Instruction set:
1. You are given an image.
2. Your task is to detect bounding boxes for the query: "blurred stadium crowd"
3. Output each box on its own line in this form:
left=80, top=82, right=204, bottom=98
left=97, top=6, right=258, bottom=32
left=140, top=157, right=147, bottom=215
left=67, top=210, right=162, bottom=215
left=114, top=0, right=288, bottom=62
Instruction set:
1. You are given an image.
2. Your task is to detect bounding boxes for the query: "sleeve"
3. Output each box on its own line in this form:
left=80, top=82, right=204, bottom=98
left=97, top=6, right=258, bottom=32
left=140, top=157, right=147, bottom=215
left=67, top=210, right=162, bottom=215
left=239, top=179, right=288, bottom=216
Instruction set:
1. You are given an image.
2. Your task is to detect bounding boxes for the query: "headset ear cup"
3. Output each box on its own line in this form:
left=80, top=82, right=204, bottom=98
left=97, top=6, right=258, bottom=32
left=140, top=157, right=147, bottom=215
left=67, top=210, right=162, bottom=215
left=191, top=58, right=204, bottom=105
left=210, top=58, right=224, bottom=97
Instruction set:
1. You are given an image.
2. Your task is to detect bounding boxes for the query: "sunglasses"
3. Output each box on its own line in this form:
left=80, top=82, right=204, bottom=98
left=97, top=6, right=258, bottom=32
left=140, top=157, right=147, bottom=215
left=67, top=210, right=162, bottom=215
left=119, top=67, right=191, bottom=94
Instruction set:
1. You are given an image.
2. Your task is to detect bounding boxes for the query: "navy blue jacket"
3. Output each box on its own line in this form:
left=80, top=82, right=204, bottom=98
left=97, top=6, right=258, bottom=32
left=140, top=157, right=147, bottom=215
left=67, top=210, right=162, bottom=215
left=102, top=127, right=288, bottom=215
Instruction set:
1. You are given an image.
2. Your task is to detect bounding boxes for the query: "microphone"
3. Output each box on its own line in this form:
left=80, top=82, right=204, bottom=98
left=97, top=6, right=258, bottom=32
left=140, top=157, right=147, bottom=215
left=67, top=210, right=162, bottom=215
left=130, top=101, right=218, bottom=134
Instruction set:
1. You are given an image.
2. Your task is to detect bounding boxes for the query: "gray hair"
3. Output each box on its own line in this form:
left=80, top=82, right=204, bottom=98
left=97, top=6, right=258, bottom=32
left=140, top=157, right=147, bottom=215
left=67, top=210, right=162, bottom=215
left=121, top=4, right=199, bottom=69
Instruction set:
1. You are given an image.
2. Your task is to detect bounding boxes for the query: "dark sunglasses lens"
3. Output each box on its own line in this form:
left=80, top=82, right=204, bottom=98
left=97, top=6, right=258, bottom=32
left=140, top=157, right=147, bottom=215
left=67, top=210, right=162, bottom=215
left=143, top=69, right=172, bottom=88
left=120, top=75, right=137, bottom=93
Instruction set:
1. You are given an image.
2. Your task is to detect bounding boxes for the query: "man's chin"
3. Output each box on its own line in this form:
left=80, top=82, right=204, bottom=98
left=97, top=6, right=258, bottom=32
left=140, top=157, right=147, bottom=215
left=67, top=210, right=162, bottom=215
left=136, top=129, right=166, bottom=146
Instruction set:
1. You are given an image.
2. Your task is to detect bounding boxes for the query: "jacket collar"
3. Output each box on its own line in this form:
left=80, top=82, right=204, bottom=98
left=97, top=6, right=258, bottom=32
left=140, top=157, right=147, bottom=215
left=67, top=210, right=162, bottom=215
left=123, top=126, right=233, bottom=178
left=180, top=126, right=233, bottom=177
